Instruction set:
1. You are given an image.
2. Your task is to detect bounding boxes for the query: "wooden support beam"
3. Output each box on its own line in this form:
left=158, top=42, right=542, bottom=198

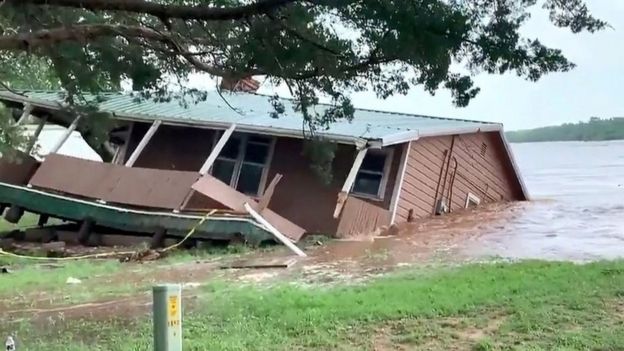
left=77, top=218, right=94, bottom=245
left=150, top=227, right=167, bottom=249
left=125, top=119, right=162, bottom=167
left=244, top=203, right=306, bottom=257
left=37, top=214, right=50, bottom=227
left=25, top=116, right=48, bottom=154
left=112, top=122, right=134, bottom=165
left=4, top=205, right=24, bottom=224
left=15, top=103, right=33, bottom=126
left=49, top=115, right=82, bottom=154
left=389, top=142, right=411, bottom=224
left=199, top=124, right=236, bottom=175
left=176, top=124, right=236, bottom=212
left=333, top=147, right=368, bottom=218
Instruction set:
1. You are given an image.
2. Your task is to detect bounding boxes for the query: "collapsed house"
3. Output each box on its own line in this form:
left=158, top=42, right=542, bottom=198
left=0, top=86, right=528, bottom=247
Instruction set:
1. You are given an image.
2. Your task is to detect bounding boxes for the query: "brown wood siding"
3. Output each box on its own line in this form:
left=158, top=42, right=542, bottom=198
left=0, top=151, right=39, bottom=185
left=395, top=132, right=523, bottom=222
left=29, top=154, right=199, bottom=210
left=124, top=124, right=402, bottom=235
left=127, top=123, right=217, bottom=171
left=336, top=196, right=391, bottom=238
left=265, top=139, right=400, bottom=234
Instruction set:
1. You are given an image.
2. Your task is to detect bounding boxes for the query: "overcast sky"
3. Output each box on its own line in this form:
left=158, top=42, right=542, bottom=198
left=191, top=0, right=623, bottom=131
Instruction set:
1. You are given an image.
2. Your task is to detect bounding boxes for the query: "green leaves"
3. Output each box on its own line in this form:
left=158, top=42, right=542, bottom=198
left=0, top=0, right=606, bottom=160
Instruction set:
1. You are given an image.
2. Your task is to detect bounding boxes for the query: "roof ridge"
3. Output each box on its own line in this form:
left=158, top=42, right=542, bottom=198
left=250, top=92, right=499, bottom=125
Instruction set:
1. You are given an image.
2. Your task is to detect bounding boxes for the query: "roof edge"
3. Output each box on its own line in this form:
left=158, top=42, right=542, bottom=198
left=0, top=91, right=369, bottom=146
left=381, top=123, right=503, bottom=146
left=497, top=128, right=530, bottom=200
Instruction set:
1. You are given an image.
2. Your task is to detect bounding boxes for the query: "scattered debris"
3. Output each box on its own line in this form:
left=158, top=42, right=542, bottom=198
left=1, top=266, right=11, bottom=274
left=118, top=249, right=163, bottom=263
left=37, top=263, right=64, bottom=270
left=41, top=241, right=65, bottom=251
left=182, top=282, right=201, bottom=289
left=66, top=277, right=82, bottom=285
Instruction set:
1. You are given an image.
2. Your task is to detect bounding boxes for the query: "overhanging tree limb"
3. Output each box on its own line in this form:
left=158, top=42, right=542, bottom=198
left=4, top=0, right=301, bottom=21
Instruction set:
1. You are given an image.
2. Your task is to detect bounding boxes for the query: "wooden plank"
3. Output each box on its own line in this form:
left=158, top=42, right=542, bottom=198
left=25, top=116, right=47, bottom=154
left=244, top=203, right=306, bottom=257
left=192, top=176, right=306, bottom=241
left=219, top=256, right=298, bottom=269
left=125, top=119, right=161, bottom=167
left=341, top=148, right=368, bottom=193
left=199, top=124, right=236, bottom=175
left=257, top=173, right=282, bottom=212
left=112, top=122, right=133, bottom=165
left=389, top=142, right=410, bottom=224
left=15, top=103, right=33, bottom=126
left=334, top=147, right=368, bottom=218
left=49, top=115, right=82, bottom=154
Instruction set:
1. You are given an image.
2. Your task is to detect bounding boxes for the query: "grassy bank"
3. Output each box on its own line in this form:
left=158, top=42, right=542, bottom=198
left=8, top=260, right=624, bottom=350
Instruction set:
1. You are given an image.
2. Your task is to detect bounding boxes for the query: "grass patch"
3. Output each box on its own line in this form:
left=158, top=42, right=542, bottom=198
left=7, top=260, right=624, bottom=350
left=0, top=213, right=39, bottom=234
left=0, top=259, right=125, bottom=307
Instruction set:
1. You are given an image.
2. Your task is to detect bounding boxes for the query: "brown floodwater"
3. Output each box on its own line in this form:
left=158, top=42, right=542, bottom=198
left=309, top=140, right=624, bottom=267
left=461, top=141, right=624, bottom=261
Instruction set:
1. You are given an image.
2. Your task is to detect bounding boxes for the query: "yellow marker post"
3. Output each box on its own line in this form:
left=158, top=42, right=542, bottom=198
left=153, top=284, right=182, bottom=351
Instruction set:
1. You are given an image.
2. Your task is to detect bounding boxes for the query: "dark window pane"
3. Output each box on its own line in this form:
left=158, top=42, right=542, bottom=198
left=361, top=153, right=386, bottom=172
left=220, top=137, right=241, bottom=159
left=353, top=172, right=382, bottom=196
left=243, top=142, right=270, bottom=165
left=212, top=159, right=235, bottom=185
left=248, top=135, right=272, bottom=144
left=236, top=164, right=264, bottom=195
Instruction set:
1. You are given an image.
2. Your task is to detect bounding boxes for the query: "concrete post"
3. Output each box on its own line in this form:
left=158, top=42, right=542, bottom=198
left=5, top=335, right=15, bottom=351
left=153, top=284, right=182, bottom=351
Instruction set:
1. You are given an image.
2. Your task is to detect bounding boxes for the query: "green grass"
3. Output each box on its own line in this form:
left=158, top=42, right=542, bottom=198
left=7, top=260, right=624, bottom=350
left=0, top=259, right=127, bottom=308
left=0, top=212, right=39, bottom=233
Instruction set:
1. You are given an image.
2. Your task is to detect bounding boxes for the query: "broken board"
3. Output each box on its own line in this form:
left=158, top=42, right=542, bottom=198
left=219, top=256, right=299, bottom=270
left=191, top=175, right=306, bottom=242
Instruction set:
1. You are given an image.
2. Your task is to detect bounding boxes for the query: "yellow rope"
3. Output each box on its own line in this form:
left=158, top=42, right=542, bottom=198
left=0, top=210, right=216, bottom=261
left=160, top=209, right=216, bottom=252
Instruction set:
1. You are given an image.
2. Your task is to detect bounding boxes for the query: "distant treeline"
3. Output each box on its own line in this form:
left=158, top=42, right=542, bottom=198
left=506, top=117, right=624, bottom=143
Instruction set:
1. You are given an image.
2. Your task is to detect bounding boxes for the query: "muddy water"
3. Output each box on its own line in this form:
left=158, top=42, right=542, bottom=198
left=462, top=141, right=624, bottom=261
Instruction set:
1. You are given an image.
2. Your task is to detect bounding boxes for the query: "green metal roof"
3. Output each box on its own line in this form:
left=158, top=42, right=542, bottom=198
left=0, top=90, right=502, bottom=146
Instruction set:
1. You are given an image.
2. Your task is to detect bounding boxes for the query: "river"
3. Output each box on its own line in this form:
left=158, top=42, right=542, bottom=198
left=32, top=128, right=624, bottom=262
left=463, top=140, right=624, bottom=261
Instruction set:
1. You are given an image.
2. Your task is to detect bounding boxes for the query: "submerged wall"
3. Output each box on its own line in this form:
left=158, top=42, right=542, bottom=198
left=395, top=131, right=525, bottom=222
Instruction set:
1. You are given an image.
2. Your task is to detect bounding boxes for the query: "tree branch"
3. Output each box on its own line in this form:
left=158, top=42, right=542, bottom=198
left=0, top=24, right=249, bottom=76
left=5, top=0, right=301, bottom=21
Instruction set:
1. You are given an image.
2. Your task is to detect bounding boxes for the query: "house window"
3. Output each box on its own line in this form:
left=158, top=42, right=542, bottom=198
left=351, top=149, right=393, bottom=199
left=465, top=192, right=481, bottom=208
left=211, top=133, right=275, bottom=196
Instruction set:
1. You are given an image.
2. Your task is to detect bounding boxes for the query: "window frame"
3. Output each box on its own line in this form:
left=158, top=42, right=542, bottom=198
left=210, top=132, right=276, bottom=197
left=351, top=148, right=394, bottom=201
left=465, top=192, right=481, bottom=208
